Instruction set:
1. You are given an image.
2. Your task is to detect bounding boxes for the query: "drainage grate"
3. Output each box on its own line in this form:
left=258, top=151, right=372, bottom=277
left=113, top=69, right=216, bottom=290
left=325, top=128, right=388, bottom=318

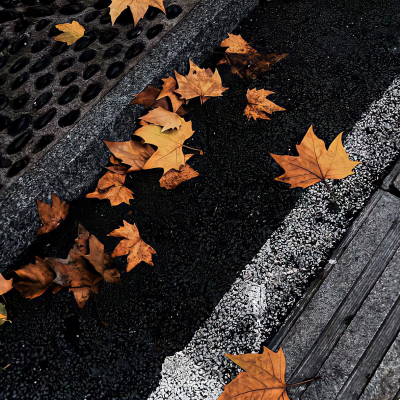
left=0, top=0, right=199, bottom=192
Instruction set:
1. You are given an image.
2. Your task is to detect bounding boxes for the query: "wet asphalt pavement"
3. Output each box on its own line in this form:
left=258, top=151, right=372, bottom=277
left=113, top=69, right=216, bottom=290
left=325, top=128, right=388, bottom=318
left=0, top=0, right=399, bottom=399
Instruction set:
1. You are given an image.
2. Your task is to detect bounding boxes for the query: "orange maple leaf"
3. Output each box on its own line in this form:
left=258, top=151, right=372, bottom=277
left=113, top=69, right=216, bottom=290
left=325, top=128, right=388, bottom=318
left=0, top=273, right=13, bottom=296
left=174, top=60, right=228, bottom=104
left=219, top=347, right=290, bottom=400
left=270, top=126, right=360, bottom=189
left=37, top=193, right=69, bottom=235
left=14, top=256, right=55, bottom=299
left=86, top=171, right=133, bottom=206
left=220, top=33, right=257, bottom=54
left=244, top=88, right=285, bottom=121
left=54, top=21, right=85, bottom=45
left=109, top=0, right=165, bottom=26
left=108, top=221, right=156, bottom=272
left=135, top=119, right=201, bottom=174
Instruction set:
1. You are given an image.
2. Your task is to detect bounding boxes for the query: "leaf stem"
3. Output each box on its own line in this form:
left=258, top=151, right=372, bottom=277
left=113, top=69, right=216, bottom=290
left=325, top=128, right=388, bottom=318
left=182, top=144, right=204, bottom=155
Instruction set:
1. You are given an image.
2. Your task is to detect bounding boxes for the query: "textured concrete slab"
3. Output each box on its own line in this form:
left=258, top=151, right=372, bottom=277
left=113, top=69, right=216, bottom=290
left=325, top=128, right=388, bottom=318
left=280, top=190, right=400, bottom=378
left=303, top=243, right=400, bottom=399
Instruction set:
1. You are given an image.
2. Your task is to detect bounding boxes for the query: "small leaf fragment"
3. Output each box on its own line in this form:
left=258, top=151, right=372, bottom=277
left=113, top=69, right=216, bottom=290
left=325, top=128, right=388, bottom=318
left=108, top=221, right=156, bottom=272
left=160, top=155, right=199, bottom=189
left=0, top=303, right=9, bottom=326
left=37, top=193, right=69, bottom=235
left=86, top=171, right=134, bottom=206
left=244, top=88, right=285, bottom=121
left=220, top=33, right=257, bottom=54
left=0, top=273, right=13, bottom=296
left=55, top=21, right=85, bottom=45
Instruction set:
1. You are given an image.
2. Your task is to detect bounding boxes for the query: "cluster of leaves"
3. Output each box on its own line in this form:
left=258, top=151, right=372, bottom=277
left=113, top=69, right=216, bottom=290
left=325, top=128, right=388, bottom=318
left=86, top=59, right=228, bottom=206
left=2, top=25, right=361, bottom=397
left=0, top=210, right=155, bottom=311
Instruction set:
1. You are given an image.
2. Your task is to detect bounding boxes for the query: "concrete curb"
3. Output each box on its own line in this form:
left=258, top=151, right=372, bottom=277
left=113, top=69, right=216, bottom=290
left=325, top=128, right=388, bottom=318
left=0, top=0, right=258, bottom=269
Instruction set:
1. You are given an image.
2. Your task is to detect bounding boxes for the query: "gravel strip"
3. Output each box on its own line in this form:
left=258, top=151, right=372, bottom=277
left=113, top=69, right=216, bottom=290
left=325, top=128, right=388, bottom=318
left=148, top=77, right=400, bottom=399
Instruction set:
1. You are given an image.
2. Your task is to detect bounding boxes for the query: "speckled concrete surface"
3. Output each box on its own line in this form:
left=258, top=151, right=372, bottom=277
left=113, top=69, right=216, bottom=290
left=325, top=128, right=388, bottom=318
left=147, top=78, right=400, bottom=399
left=0, top=0, right=258, bottom=269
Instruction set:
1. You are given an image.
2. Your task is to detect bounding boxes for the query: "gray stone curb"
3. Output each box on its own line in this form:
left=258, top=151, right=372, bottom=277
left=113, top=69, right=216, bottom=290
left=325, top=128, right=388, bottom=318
left=0, top=0, right=258, bottom=269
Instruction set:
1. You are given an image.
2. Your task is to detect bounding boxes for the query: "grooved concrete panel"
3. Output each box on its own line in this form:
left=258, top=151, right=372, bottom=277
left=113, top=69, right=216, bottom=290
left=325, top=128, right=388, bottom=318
left=282, top=190, right=400, bottom=377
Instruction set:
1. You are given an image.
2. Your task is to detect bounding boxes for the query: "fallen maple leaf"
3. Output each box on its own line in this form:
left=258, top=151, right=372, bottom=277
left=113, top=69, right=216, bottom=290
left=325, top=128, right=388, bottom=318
left=244, top=88, right=285, bottom=121
left=175, top=60, right=228, bottom=104
left=270, top=125, right=360, bottom=189
left=109, top=0, right=165, bottom=26
left=0, top=273, right=13, bottom=295
left=55, top=21, right=85, bottom=45
left=104, top=139, right=155, bottom=173
left=219, top=33, right=287, bottom=79
left=131, top=85, right=186, bottom=115
left=83, top=235, right=120, bottom=284
left=86, top=171, right=134, bottom=206
left=157, top=76, right=183, bottom=112
left=108, top=221, right=156, bottom=272
left=219, top=347, right=290, bottom=400
left=220, top=33, right=257, bottom=54
left=135, top=119, right=201, bottom=174
left=139, top=107, right=182, bottom=132
left=46, top=225, right=103, bottom=308
left=14, top=256, right=55, bottom=299
left=37, top=193, right=69, bottom=235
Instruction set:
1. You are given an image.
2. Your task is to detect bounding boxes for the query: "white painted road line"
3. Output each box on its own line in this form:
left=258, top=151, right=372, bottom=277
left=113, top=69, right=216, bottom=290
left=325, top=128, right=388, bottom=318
left=148, top=77, right=400, bottom=400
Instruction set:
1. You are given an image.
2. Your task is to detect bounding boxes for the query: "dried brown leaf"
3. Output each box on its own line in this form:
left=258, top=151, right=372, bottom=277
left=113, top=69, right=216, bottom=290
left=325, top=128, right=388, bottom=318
left=108, top=221, right=156, bottom=272
left=37, top=193, right=69, bottom=235
left=14, top=256, right=55, bottom=299
left=244, top=88, right=285, bottom=120
left=110, top=0, right=165, bottom=26
left=86, top=171, right=133, bottom=206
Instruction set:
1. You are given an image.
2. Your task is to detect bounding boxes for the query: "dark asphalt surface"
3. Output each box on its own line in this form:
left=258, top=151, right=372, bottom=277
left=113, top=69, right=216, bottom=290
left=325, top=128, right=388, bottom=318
left=1, top=0, right=399, bottom=399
